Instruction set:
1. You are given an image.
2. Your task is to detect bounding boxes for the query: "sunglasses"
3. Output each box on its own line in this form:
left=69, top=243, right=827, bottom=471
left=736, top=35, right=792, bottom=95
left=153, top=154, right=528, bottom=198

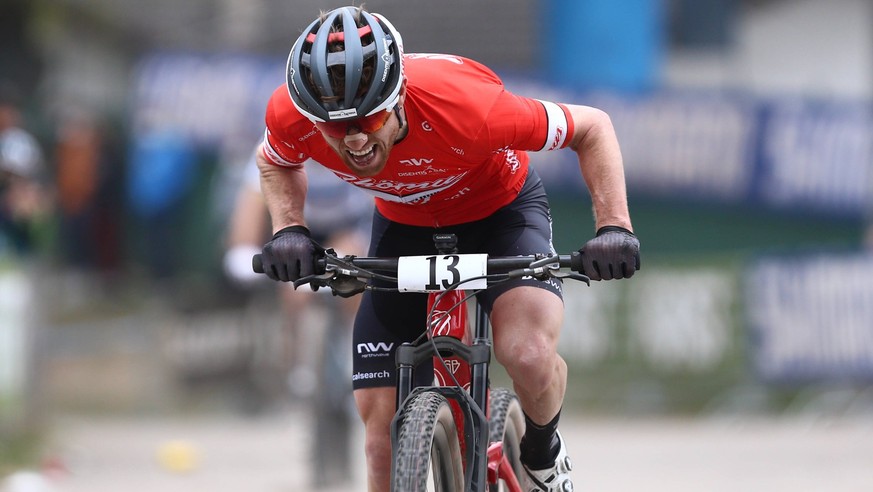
left=315, top=108, right=394, bottom=139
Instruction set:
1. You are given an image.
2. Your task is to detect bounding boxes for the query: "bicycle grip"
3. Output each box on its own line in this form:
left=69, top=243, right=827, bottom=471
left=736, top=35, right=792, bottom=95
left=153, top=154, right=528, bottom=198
left=251, top=252, right=327, bottom=276
left=569, top=250, right=584, bottom=273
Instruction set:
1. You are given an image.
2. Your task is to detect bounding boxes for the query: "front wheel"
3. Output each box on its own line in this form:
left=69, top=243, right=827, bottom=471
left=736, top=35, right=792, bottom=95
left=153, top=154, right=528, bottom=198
left=488, top=387, right=526, bottom=491
left=392, top=391, right=465, bottom=492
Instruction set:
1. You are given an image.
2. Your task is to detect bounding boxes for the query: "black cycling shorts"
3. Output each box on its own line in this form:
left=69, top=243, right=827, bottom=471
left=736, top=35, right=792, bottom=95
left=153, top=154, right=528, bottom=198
left=351, top=169, right=563, bottom=390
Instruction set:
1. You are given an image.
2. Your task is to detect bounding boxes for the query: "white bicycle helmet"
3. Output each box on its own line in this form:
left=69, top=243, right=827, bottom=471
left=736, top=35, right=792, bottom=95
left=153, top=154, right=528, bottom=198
left=286, top=6, right=404, bottom=123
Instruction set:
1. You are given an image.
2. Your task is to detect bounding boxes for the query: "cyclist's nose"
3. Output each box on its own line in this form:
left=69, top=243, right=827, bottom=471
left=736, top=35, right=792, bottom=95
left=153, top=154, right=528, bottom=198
left=344, top=131, right=368, bottom=150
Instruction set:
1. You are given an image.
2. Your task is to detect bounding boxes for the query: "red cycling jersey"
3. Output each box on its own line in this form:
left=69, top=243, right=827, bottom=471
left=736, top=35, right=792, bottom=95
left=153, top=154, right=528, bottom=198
left=263, top=53, right=574, bottom=227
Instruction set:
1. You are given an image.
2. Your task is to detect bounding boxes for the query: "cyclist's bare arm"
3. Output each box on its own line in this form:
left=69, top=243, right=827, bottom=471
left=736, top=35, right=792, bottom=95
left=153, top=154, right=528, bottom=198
left=255, top=143, right=309, bottom=233
left=564, top=104, right=633, bottom=232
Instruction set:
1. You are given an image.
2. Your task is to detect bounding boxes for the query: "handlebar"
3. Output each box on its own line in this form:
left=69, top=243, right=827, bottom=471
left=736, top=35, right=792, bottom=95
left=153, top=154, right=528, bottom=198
left=252, top=252, right=585, bottom=275
left=251, top=253, right=397, bottom=276
left=252, top=250, right=589, bottom=297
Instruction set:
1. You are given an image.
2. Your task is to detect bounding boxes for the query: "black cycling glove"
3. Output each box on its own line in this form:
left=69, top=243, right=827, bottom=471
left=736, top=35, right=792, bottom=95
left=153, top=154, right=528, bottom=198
left=575, top=226, right=641, bottom=281
left=260, top=225, right=323, bottom=282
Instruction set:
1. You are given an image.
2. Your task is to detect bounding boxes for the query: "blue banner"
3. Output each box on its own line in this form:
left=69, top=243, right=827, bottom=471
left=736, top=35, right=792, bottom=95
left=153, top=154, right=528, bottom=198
left=757, top=99, right=873, bottom=217
left=130, top=53, right=284, bottom=146
left=127, top=53, right=873, bottom=219
left=589, top=91, right=759, bottom=202
left=745, top=252, right=873, bottom=382
left=503, top=73, right=872, bottom=218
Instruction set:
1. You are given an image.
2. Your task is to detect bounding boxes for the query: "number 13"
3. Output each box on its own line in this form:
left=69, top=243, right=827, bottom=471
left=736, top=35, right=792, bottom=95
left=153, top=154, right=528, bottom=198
left=425, top=255, right=460, bottom=290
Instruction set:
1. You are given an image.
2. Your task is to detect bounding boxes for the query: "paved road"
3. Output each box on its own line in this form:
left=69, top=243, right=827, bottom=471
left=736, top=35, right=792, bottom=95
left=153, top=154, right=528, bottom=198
left=6, top=408, right=873, bottom=492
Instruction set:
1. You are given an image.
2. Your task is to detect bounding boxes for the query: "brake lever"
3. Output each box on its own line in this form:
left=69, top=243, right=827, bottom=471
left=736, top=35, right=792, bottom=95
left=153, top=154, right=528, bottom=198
left=292, top=260, right=370, bottom=296
left=329, top=276, right=369, bottom=298
left=553, top=271, right=591, bottom=285
left=508, top=257, right=590, bottom=285
left=507, top=255, right=561, bottom=281
left=292, top=272, right=334, bottom=290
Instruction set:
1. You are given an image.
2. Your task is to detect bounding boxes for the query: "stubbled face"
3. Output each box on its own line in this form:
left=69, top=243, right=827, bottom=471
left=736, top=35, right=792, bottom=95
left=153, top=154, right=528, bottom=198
left=317, top=108, right=405, bottom=178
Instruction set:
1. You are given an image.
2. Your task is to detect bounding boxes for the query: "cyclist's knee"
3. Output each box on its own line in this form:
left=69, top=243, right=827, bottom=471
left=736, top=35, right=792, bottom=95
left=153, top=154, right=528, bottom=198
left=354, top=386, right=395, bottom=447
left=499, top=338, right=564, bottom=389
left=491, top=290, right=563, bottom=372
left=491, top=287, right=563, bottom=336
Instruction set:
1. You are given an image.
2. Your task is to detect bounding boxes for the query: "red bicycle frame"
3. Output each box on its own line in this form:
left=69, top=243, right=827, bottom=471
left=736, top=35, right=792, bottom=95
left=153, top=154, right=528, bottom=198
left=424, top=289, right=523, bottom=492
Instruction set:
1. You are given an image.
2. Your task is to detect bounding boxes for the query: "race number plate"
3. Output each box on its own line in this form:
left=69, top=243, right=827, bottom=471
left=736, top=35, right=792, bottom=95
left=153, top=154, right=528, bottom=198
left=397, top=254, right=488, bottom=292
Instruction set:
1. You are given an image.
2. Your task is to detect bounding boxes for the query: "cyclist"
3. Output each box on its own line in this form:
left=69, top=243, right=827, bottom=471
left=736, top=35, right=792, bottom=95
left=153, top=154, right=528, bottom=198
left=255, top=6, right=640, bottom=491
left=224, top=143, right=370, bottom=488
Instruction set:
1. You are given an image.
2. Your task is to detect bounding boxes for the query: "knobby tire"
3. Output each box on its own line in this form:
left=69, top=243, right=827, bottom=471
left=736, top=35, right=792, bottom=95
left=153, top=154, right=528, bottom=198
left=488, top=387, right=526, bottom=492
left=392, top=391, right=464, bottom=492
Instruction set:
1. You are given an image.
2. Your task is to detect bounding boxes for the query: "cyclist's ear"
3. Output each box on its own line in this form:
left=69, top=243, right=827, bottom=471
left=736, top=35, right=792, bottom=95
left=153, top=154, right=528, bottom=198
left=398, top=78, right=408, bottom=105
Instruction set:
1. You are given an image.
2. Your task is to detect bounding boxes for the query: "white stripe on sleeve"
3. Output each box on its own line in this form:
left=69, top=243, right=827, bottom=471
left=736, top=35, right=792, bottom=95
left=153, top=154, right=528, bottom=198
left=536, top=100, right=570, bottom=151
left=262, top=128, right=305, bottom=167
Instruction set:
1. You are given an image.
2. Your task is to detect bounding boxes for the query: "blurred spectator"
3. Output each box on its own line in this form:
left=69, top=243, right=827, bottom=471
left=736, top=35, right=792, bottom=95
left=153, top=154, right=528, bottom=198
left=0, top=80, right=52, bottom=446
left=0, top=81, right=52, bottom=258
left=126, top=125, right=196, bottom=279
left=54, top=107, right=123, bottom=274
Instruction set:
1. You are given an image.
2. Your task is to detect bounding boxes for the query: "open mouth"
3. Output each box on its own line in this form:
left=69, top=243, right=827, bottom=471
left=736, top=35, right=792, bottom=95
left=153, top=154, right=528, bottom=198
left=347, top=144, right=377, bottom=166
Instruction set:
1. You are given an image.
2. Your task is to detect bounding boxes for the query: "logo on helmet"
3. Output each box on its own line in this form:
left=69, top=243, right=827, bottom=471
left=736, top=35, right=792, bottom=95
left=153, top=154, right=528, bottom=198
left=328, top=108, right=358, bottom=119
left=380, top=39, right=392, bottom=82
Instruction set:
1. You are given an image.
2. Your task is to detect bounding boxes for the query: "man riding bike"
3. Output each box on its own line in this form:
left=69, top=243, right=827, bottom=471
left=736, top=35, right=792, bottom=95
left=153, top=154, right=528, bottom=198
left=255, top=6, right=640, bottom=491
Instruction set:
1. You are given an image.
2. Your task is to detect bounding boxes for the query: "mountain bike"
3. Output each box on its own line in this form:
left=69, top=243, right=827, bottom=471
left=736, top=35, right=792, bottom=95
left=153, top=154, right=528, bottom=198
left=254, top=233, right=589, bottom=491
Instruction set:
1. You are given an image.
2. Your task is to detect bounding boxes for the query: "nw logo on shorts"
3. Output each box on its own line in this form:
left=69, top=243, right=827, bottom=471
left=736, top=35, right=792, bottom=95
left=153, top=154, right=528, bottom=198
left=357, top=342, right=394, bottom=357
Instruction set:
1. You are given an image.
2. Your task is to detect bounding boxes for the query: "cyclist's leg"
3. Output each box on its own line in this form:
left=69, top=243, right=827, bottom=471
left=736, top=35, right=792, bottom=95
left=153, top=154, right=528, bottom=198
left=352, top=211, right=435, bottom=491
left=473, top=169, right=567, bottom=425
left=490, top=286, right=566, bottom=425
left=354, top=386, right=396, bottom=491
left=473, top=168, right=572, bottom=484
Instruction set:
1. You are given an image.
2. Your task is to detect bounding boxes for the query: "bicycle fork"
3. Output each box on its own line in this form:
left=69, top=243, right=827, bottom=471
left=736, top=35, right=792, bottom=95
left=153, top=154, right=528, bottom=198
left=391, top=290, right=493, bottom=491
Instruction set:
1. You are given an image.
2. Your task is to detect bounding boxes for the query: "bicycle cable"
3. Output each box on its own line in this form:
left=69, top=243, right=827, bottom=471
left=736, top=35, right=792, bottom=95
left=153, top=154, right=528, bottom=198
left=315, top=252, right=567, bottom=392
left=328, top=254, right=398, bottom=283
left=423, top=272, right=518, bottom=392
